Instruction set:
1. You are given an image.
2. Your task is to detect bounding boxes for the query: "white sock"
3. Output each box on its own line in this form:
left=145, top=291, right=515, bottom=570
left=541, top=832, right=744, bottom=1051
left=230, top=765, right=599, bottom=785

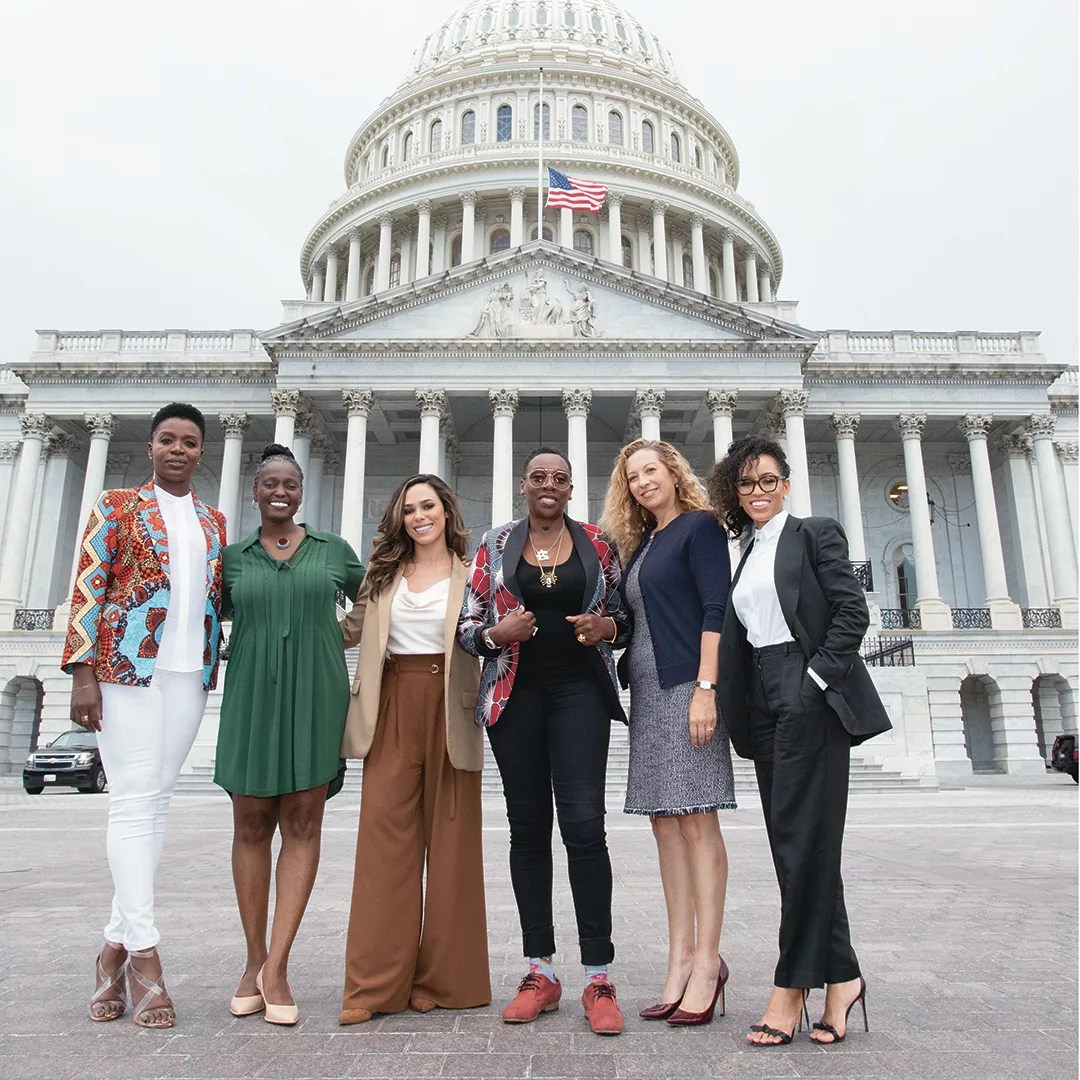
left=584, top=964, right=609, bottom=987
left=528, top=957, right=555, bottom=981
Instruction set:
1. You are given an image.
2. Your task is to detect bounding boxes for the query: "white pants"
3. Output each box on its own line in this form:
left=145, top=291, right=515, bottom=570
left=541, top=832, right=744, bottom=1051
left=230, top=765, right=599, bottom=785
left=96, top=669, right=207, bottom=950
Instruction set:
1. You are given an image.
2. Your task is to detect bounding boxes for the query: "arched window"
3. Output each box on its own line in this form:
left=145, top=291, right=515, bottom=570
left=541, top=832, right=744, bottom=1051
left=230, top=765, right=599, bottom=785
left=381, top=140, right=390, bottom=167
left=480, top=7, right=495, bottom=32
left=491, top=229, right=511, bottom=254
left=573, top=229, right=593, bottom=255
left=682, top=253, right=694, bottom=289
left=636, top=27, right=649, bottom=54
left=363, top=265, right=375, bottom=295
left=563, top=3, right=576, bottom=27
left=496, top=104, right=513, bottom=142
left=389, top=253, right=401, bottom=288
left=530, top=224, right=555, bottom=240
left=455, top=16, right=469, bottom=40
left=450, top=235, right=462, bottom=267
left=533, top=102, right=550, bottom=139
left=614, top=17, right=627, bottom=41
left=506, top=2, right=520, bottom=26
left=621, top=235, right=633, bottom=268
left=607, top=110, right=623, bottom=145
left=670, top=132, right=681, bottom=162
left=571, top=104, right=588, bottom=141
left=535, top=3, right=548, bottom=26
left=429, top=118, right=443, bottom=151
left=641, top=120, right=654, bottom=153
left=590, top=8, right=604, bottom=33
left=402, top=131, right=413, bottom=161
left=461, top=110, right=476, bottom=145
left=694, top=144, right=702, bottom=169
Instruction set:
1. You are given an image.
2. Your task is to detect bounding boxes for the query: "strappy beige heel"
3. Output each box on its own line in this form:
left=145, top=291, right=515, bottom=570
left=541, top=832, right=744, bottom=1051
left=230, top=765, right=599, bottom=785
left=89, top=943, right=128, bottom=1022
left=127, top=947, right=176, bottom=1029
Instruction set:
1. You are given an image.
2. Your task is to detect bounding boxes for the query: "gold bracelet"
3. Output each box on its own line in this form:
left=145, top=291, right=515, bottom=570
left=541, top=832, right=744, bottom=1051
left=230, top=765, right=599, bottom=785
left=608, top=618, right=618, bottom=644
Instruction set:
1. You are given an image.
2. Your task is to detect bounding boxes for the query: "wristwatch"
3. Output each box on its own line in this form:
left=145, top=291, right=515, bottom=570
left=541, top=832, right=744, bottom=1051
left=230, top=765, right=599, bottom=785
left=482, top=627, right=498, bottom=651
left=695, top=680, right=717, bottom=691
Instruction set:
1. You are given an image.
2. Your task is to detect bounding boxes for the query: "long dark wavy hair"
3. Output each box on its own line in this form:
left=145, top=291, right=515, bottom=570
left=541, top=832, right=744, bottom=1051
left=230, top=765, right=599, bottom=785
left=364, top=474, right=470, bottom=598
left=706, top=434, right=790, bottom=541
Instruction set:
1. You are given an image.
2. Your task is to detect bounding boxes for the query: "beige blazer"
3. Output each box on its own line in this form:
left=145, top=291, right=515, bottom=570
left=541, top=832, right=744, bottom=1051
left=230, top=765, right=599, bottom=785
left=339, top=556, right=483, bottom=772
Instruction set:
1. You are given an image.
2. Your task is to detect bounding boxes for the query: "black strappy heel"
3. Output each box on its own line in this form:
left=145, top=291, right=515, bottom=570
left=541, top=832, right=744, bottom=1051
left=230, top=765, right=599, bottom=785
left=812, top=977, right=868, bottom=1044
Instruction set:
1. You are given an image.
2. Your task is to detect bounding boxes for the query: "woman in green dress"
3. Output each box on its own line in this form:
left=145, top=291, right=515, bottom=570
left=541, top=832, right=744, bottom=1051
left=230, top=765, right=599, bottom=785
left=215, top=443, right=363, bottom=1025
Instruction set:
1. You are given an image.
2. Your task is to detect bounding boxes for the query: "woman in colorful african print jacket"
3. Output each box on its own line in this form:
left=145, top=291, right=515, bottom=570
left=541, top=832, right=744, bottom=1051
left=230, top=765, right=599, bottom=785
left=61, top=403, right=227, bottom=1031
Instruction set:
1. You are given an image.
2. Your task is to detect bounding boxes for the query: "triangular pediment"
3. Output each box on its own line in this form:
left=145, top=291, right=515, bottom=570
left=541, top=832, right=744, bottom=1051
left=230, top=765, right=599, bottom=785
left=260, top=243, right=817, bottom=351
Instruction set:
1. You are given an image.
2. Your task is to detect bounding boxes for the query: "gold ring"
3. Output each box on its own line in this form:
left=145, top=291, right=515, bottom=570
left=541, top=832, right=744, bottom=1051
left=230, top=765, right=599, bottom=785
left=706, top=726, right=716, bottom=733
left=80, top=715, right=89, bottom=722
left=577, top=633, right=587, bottom=643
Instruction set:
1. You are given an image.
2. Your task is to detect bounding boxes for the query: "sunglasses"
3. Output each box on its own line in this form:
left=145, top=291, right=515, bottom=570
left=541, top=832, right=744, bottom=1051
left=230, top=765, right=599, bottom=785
left=736, top=474, right=783, bottom=495
left=526, top=469, right=572, bottom=490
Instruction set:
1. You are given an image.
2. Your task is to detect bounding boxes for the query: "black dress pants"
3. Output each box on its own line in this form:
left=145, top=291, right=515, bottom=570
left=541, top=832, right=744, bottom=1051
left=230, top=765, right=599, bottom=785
left=486, top=672, right=614, bottom=966
left=747, top=643, right=861, bottom=989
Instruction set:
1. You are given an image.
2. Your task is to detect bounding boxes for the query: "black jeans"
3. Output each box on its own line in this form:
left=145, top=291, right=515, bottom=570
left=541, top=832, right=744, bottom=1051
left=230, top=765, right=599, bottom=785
left=747, top=643, right=861, bottom=989
left=486, top=672, right=614, bottom=966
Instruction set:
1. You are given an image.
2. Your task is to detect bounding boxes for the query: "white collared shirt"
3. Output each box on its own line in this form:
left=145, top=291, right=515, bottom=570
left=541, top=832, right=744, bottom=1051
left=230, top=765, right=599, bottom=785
left=731, top=510, right=827, bottom=689
left=154, top=486, right=207, bottom=672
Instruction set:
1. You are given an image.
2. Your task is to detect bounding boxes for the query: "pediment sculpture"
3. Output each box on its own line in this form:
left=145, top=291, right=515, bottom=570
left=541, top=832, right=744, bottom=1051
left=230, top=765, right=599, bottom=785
left=466, top=271, right=601, bottom=339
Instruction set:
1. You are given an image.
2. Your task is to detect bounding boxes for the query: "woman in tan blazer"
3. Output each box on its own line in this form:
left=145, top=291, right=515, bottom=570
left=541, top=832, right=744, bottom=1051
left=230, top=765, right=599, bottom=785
left=338, top=474, right=490, bottom=1024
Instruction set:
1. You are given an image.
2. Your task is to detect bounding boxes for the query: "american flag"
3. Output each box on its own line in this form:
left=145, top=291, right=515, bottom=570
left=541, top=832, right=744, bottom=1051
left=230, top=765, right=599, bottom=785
left=545, top=167, right=608, bottom=213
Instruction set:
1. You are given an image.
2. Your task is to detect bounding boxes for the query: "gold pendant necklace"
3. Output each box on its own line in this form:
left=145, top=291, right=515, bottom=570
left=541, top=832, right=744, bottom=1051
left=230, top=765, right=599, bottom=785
left=530, top=526, right=564, bottom=588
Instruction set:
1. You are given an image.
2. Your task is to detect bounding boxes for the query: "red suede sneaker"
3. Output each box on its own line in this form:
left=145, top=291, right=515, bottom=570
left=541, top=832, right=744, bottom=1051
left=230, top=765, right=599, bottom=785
left=501, top=970, right=562, bottom=1023
left=582, top=978, right=624, bottom=1035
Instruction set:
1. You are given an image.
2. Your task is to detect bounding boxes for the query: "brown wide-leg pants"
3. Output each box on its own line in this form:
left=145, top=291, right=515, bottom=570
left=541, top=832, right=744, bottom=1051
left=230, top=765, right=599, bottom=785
left=340, top=653, right=490, bottom=1018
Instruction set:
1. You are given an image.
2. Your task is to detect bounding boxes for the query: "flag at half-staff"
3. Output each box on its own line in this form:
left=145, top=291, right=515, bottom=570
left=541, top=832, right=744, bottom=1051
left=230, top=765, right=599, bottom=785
left=545, top=167, right=608, bottom=213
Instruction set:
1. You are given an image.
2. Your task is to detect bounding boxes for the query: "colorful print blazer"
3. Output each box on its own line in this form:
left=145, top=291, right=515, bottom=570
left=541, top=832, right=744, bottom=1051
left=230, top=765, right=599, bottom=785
left=61, top=482, right=228, bottom=690
left=457, top=515, right=629, bottom=728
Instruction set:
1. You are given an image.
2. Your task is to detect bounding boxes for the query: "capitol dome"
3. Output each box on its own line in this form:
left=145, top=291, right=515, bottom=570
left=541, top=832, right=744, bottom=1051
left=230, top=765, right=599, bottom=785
left=299, top=0, right=783, bottom=309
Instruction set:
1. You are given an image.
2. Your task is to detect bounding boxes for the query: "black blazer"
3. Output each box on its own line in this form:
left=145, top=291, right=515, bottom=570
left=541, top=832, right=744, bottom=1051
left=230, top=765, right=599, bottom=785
left=718, top=514, right=892, bottom=760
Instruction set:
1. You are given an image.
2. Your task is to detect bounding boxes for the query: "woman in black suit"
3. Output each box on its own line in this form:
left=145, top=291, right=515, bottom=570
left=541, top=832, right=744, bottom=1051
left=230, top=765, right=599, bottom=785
left=707, top=435, right=891, bottom=1047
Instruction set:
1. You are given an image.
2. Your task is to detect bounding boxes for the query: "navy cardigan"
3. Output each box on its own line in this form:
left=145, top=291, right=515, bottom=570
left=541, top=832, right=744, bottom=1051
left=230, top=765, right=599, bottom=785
left=618, top=509, right=731, bottom=689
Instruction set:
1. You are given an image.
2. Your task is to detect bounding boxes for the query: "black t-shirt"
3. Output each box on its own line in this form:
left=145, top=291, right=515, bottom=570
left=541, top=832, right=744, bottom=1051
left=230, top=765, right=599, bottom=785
left=515, top=548, right=593, bottom=680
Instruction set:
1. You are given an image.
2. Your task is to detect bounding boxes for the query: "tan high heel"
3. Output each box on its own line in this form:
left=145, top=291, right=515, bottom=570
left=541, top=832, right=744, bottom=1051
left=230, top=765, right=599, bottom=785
left=229, top=974, right=265, bottom=1017
left=127, top=947, right=175, bottom=1029
left=256, top=967, right=298, bottom=1026
left=89, top=943, right=128, bottom=1022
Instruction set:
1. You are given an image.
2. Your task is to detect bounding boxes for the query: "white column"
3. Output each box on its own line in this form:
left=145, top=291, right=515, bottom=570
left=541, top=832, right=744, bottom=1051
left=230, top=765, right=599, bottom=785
left=437, top=418, right=449, bottom=479
left=690, top=214, right=706, bottom=293
left=636, top=216, right=652, bottom=275
left=778, top=390, right=811, bottom=516
left=340, top=390, right=374, bottom=555
left=744, top=249, right=760, bottom=302
left=271, top=389, right=302, bottom=447
left=0, top=413, right=52, bottom=627
left=721, top=230, right=737, bottom=301
left=460, top=192, right=477, bottom=263
left=706, top=390, right=736, bottom=460
left=490, top=390, right=518, bottom=527
left=509, top=187, right=526, bottom=248
left=292, top=412, right=315, bottom=518
left=563, top=390, right=591, bottom=521
left=998, top=434, right=1049, bottom=608
left=671, top=233, right=686, bottom=287
left=305, top=436, right=327, bottom=530
left=0, top=441, right=21, bottom=552
left=376, top=213, right=393, bottom=292
left=830, top=413, right=868, bottom=564
left=345, top=231, right=362, bottom=301
left=635, top=389, right=665, bottom=442
left=960, top=414, right=1022, bottom=629
left=430, top=215, right=447, bottom=273
left=1028, top=414, right=1078, bottom=620
left=416, top=390, right=445, bottom=474
left=310, top=265, right=325, bottom=303
left=559, top=207, right=573, bottom=248
left=651, top=202, right=668, bottom=280
left=605, top=192, right=623, bottom=264
left=895, top=413, right=952, bottom=629
left=323, top=247, right=339, bottom=302
left=398, top=227, right=415, bottom=285
left=415, top=200, right=432, bottom=278
left=759, top=265, right=774, bottom=302
left=1058, top=441, right=1079, bottom=534
left=218, top=413, right=249, bottom=544
left=31, top=434, right=78, bottom=608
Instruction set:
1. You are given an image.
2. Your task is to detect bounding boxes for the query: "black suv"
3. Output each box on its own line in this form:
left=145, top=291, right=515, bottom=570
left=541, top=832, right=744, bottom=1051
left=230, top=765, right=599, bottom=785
left=1050, top=734, right=1078, bottom=783
left=23, top=731, right=108, bottom=794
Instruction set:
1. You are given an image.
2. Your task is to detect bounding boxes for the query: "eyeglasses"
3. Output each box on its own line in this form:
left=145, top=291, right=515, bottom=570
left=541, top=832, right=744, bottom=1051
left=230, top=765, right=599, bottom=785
left=736, top=474, right=783, bottom=495
left=526, top=469, right=572, bottom=490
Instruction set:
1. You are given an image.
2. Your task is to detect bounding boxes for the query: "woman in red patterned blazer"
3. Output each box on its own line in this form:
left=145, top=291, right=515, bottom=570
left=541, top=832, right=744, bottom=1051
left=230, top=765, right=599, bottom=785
left=61, top=403, right=227, bottom=1030
left=457, top=447, right=630, bottom=1037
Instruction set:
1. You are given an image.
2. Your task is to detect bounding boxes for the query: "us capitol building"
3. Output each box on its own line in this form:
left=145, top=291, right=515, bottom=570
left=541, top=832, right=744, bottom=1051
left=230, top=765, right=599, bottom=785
left=0, top=0, right=1076, bottom=787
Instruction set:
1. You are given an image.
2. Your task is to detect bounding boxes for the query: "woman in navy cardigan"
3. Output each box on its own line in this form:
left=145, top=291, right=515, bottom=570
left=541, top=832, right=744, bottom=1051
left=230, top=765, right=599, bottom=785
left=601, top=439, right=735, bottom=1027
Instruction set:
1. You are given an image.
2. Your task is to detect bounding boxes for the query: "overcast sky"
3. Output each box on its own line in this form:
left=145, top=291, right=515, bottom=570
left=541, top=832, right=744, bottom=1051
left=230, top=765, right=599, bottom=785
left=1, top=0, right=1076, bottom=366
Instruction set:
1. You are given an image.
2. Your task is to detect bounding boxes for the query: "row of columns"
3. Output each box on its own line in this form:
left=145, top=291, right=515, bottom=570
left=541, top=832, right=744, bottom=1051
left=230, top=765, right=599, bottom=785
left=308, top=190, right=776, bottom=305
left=0, top=400, right=1075, bottom=632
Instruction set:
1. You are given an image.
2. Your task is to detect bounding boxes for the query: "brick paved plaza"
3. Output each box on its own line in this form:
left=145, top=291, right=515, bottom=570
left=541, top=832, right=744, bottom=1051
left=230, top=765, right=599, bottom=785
left=1, top=773, right=1076, bottom=1080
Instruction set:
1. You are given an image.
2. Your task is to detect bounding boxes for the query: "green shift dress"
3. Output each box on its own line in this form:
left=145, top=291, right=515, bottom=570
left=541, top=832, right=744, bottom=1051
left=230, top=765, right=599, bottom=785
left=214, top=527, right=363, bottom=797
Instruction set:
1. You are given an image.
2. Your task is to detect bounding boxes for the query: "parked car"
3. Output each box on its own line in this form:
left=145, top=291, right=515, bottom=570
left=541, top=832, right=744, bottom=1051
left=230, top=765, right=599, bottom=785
left=1050, top=734, right=1078, bottom=783
left=23, top=730, right=108, bottom=794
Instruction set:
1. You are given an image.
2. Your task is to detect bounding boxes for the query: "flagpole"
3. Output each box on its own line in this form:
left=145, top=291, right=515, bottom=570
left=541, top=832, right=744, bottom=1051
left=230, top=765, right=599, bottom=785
left=537, top=66, right=544, bottom=242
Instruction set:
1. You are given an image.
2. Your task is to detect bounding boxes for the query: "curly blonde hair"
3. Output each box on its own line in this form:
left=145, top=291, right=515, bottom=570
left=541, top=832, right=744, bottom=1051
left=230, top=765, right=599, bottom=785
left=599, top=439, right=711, bottom=562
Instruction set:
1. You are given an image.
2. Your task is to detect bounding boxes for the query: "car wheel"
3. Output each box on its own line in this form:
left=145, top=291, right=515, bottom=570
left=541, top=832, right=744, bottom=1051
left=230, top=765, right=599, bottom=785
left=24, top=786, right=43, bottom=795
left=83, top=765, right=108, bottom=794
